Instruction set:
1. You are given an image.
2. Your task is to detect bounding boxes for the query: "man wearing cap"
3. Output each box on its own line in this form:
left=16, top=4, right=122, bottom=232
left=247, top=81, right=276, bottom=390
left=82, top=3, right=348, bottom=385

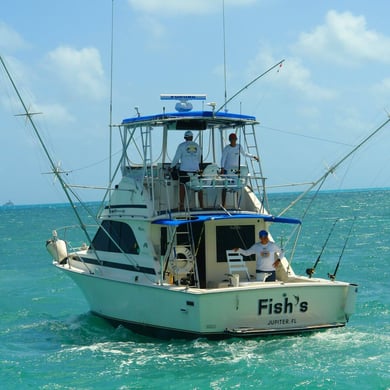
left=170, top=130, right=204, bottom=210
left=233, top=230, right=282, bottom=282
left=220, top=133, right=259, bottom=207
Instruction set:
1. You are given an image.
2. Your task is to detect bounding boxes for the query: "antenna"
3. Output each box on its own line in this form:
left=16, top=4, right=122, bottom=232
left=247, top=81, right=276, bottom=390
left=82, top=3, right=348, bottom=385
left=109, top=0, right=115, bottom=192
left=222, top=0, right=228, bottom=111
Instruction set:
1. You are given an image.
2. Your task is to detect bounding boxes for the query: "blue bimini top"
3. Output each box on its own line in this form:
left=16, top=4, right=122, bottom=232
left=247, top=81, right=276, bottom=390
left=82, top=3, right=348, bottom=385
left=122, top=110, right=257, bottom=127
left=152, top=213, right=301, bottom=226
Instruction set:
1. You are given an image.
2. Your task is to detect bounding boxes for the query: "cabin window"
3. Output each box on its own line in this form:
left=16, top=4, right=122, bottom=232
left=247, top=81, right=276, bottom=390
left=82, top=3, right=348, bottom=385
left=216, top=225, right=256, bottom=262
left=91, top=220, right=139, bottom=254
left=175, top=119, right=207, bottom=130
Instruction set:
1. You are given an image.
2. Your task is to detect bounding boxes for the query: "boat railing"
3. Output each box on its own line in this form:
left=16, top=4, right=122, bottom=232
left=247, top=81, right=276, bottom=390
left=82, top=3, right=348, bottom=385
left=187, top=166, right=250, bottom=191
left=122, top=162, right=266, bottom=212
left=125, top=163, right=258, bottom=189
left=51, top=224, right=98, bottom=252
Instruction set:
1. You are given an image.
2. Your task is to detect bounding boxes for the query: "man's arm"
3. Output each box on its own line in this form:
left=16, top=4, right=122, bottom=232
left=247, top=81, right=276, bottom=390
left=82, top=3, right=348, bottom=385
left=170, top=144, right=182, bottom=168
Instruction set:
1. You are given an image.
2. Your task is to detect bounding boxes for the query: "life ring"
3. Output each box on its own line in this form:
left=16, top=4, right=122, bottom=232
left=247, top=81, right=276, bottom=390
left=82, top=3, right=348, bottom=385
left=170, top=246, right=194, bottom=274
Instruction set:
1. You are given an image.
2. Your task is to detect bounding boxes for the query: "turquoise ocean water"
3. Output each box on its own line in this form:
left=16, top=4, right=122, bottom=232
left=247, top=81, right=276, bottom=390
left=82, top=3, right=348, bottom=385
left=0, top=189, right=389, bottom=389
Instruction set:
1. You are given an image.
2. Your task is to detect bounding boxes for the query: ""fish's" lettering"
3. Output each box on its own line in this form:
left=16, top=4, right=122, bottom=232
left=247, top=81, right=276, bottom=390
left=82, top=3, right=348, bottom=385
left=258, top=296, right=308, bottom=315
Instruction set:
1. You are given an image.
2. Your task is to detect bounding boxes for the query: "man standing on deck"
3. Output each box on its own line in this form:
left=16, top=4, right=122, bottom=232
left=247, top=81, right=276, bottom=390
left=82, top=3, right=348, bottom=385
left=220, top=133, right=259, bottom=208
left=170, top=130, right=204, bottom=210
left=233, top=230, right=281, bottom=282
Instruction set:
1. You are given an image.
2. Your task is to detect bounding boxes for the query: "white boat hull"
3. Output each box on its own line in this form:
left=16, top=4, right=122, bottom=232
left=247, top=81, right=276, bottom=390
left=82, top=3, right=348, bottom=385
left=57, top=263, right=357, bottom=339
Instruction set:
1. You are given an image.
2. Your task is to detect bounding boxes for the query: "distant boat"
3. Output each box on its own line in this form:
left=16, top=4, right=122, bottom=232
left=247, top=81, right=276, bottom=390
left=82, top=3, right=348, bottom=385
left=2, top=200, right=14, bottom=207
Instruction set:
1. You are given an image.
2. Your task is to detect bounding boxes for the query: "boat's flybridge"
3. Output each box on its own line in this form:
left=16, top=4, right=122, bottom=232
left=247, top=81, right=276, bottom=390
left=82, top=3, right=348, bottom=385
left=111, top=93, right=266, bottom=217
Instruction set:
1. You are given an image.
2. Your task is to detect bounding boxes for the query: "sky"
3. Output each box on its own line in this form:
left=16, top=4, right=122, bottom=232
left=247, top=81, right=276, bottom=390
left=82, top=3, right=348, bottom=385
left=1, top=0, right=390, bottom=205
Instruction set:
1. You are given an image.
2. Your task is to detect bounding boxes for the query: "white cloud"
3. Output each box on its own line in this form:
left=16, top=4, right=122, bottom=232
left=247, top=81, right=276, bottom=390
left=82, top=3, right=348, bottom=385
left=282, top=58, right=335, bottom=100
left=1, top=93, right=73, bottom=126
left=0, top=55, right=73, bottom=126
left=0, top=55, right=30, bottom=89
left=127, top=0, right=257, bottom=16
left=137, top=15, right=166, bottom=40
left=374, top=77, right=390, bottom=91
left=372, top=77, right=390, bottom=104
left=247, top=49, right=335, bottom=100
left=293, top=10, right=390, bottom=65
left=45, top=46, right=107, bottom=100
left=0, top=22, right=28, bottom=51
left=35, top=102, right=75, bottom=124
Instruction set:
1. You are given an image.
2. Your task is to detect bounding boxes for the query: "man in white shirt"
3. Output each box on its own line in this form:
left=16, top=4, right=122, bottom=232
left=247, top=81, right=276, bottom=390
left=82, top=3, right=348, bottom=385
left=170, top=130, right=204, bottom=210
left=233, top=230, right=281, bottom=282
left=220, top=133, right=259, bottom=207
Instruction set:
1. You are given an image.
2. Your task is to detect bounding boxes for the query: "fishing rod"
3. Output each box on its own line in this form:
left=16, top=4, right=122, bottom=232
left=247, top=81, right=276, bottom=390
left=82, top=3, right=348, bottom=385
left=306, top=218, right=339, bottom=278
left=328, top=217, right=356, bottom=281
left=215, top=59, right=285, bottom=114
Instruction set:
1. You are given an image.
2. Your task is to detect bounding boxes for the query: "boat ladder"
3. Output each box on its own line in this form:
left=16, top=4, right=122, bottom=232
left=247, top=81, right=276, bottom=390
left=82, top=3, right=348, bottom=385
left=141, top=125, right=155, bottom=202
left=242, top=124, right=269, bottom=211
left=173, top=212, right=199, bottom=287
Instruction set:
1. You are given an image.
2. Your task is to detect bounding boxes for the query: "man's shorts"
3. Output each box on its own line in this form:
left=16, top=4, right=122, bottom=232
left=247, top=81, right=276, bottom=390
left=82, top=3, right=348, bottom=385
left=179, top=170, right=197, bottom=184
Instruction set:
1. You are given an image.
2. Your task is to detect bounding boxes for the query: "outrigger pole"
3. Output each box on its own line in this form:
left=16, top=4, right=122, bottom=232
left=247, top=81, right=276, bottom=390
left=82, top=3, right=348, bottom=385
left=215, top=59, right=285, bottom=114
left=278, top=116, right=390, bottom=217
left=0, top=55, right=95, bottom=245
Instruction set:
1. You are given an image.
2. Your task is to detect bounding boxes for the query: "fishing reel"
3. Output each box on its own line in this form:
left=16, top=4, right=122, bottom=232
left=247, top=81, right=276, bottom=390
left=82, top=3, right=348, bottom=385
left=305, top=267, right=315, bottom=277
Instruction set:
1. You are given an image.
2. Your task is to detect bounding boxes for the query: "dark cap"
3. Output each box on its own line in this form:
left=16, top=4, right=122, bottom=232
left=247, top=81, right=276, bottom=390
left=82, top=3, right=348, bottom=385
left=259, top=230, right=268, bottom=237
left=229, top=133, right=237, bottom=140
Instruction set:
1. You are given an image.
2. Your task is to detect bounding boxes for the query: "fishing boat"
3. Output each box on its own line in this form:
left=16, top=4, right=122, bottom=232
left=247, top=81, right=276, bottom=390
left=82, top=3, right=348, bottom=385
left=1, top=52, right=367, bottom=339
left=41, top=93, right=359, bottom=339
